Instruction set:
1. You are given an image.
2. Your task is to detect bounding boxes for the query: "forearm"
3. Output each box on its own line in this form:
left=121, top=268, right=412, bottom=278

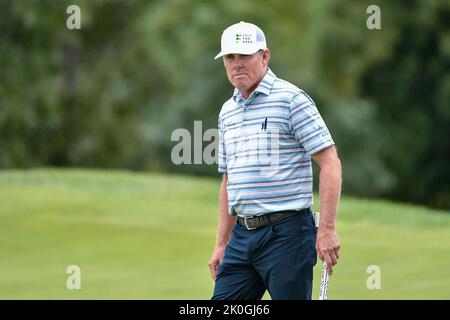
left=215, top=174, right=237, bottom=248
left=312, top=146, right=342, bottom=272
left=318, top=158, right=342, bottom=230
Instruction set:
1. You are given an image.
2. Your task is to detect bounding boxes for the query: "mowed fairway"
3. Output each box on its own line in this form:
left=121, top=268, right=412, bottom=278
left=0, top=169, right=449, bottom=299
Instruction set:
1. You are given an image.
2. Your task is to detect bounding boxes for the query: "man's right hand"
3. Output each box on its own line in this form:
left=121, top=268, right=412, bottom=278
left=208, top=246, right=226, bottom=280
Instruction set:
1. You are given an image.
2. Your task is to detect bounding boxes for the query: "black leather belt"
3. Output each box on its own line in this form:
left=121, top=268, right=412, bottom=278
left=237, top=208, right=309, bottom=231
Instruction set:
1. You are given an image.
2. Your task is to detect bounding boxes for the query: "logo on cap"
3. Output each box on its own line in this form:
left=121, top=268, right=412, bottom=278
left=235, top=33, right=253, bottom=44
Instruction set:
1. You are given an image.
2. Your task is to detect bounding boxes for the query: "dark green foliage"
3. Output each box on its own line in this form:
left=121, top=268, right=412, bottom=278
left=0, top=0, right=448, bottom=208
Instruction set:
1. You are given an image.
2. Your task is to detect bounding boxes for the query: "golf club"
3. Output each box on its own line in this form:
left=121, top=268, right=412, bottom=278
left=314, top=212, right=329, bottom=300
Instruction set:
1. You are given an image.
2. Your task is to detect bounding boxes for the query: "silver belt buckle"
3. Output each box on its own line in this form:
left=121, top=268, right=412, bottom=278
left=244, top=217, right=257, bottom=230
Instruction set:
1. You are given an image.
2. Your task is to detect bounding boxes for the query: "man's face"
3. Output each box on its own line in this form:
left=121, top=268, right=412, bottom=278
left=223, top=49, right=270, bottom=98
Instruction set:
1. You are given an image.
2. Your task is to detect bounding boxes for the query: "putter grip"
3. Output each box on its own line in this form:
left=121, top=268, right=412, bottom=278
left=314, top=212, right=330, bottom=300
left=319, top=261, right=329, bottom=300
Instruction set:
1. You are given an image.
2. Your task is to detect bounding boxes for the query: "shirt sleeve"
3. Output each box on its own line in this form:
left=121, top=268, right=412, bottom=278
left=289, top=92, right=335, bottom=156
left=218, top=116, right=227, bottom=173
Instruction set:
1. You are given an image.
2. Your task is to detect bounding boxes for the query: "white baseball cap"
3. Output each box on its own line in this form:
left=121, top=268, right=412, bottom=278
left=214, top=21, right=267, bottom=60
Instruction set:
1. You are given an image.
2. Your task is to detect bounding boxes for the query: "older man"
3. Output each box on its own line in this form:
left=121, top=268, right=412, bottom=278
left=209, top=21, right=341, bottom=300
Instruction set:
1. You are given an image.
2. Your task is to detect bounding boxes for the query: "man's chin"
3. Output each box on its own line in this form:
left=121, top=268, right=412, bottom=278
left=232, top=80, right=249, bottom=90
left=234, top=84, right=249, bottom=92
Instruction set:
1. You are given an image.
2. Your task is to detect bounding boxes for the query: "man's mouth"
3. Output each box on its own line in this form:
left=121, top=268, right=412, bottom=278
left=233, top=73, right=247, bottom=78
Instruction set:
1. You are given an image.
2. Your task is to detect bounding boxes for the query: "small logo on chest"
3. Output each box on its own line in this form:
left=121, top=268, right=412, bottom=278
left=261, top=117, right=268, bottom=131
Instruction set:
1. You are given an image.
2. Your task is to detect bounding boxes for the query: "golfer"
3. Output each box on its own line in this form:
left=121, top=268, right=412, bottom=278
left=208, top=21, right=342, bottom=300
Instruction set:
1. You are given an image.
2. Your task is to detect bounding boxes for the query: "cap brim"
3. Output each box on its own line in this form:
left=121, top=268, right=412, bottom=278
left=213, top=48, right=263, bottom=60
left=214, top=52, right=225, bottom=60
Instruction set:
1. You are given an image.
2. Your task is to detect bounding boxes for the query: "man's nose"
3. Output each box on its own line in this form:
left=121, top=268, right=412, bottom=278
left=230, top=56, right=244, bottom=68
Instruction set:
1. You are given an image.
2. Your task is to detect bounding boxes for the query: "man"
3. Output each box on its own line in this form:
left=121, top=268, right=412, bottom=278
left=209, top=21, right=341, bottom=300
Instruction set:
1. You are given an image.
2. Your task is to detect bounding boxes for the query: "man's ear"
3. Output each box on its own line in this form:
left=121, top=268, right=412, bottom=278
left=263, top=49, right=271, bottom=67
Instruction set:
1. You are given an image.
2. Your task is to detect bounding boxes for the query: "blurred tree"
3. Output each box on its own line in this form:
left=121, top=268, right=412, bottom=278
left=360, top=0, right=450, bottom=208
left=0, top=0, right=448, bottom=208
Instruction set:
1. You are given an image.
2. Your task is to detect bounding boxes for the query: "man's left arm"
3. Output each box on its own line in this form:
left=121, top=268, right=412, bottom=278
left=312, top=145, right=342, bottom=274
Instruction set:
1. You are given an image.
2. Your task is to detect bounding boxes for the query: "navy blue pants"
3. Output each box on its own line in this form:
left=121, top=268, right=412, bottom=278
left=212, top=209, right=317, bottom=300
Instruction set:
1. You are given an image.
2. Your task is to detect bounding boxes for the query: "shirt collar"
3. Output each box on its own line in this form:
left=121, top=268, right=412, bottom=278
left=233, top=68, right=277, bottom=102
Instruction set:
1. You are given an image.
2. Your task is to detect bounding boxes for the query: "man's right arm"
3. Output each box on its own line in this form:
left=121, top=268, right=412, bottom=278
left=208, top=173, right=237, bottom=280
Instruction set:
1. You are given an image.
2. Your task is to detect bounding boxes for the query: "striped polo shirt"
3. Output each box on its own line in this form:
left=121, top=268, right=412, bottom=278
left=218, top=68, right=335, bottom=217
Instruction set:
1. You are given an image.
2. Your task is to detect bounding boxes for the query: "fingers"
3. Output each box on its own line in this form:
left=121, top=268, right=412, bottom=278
left=317, top=231, right=341, bottom=276
left=326, top=257, right=334, bottom=275
left=211, top=267, right=217, bottom=280
left=208, top=261, right=218, bottom=280
left=322, top=254, right=333, bottom=275
left=209, top=258, right=222, bottom=280
left=318, top=247, right=340, bottom=275
left=209, top=248, right=226, bottom=281
left=322, top=254, right=336, bottom=275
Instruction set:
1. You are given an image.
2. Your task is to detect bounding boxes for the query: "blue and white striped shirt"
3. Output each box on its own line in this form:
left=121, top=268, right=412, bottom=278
left=218, top=69, right=334, bottom=217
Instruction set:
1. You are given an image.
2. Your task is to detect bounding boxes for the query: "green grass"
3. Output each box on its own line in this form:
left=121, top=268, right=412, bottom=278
left=0, top=168, right=449, bottom=299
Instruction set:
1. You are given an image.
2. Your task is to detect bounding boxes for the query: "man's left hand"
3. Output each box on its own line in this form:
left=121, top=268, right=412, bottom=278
left=316, top=228, right=340, bottom=275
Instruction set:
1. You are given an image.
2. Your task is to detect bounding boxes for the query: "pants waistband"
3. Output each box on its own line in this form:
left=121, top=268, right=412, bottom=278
left=237, top=208, right=310, bottom=231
